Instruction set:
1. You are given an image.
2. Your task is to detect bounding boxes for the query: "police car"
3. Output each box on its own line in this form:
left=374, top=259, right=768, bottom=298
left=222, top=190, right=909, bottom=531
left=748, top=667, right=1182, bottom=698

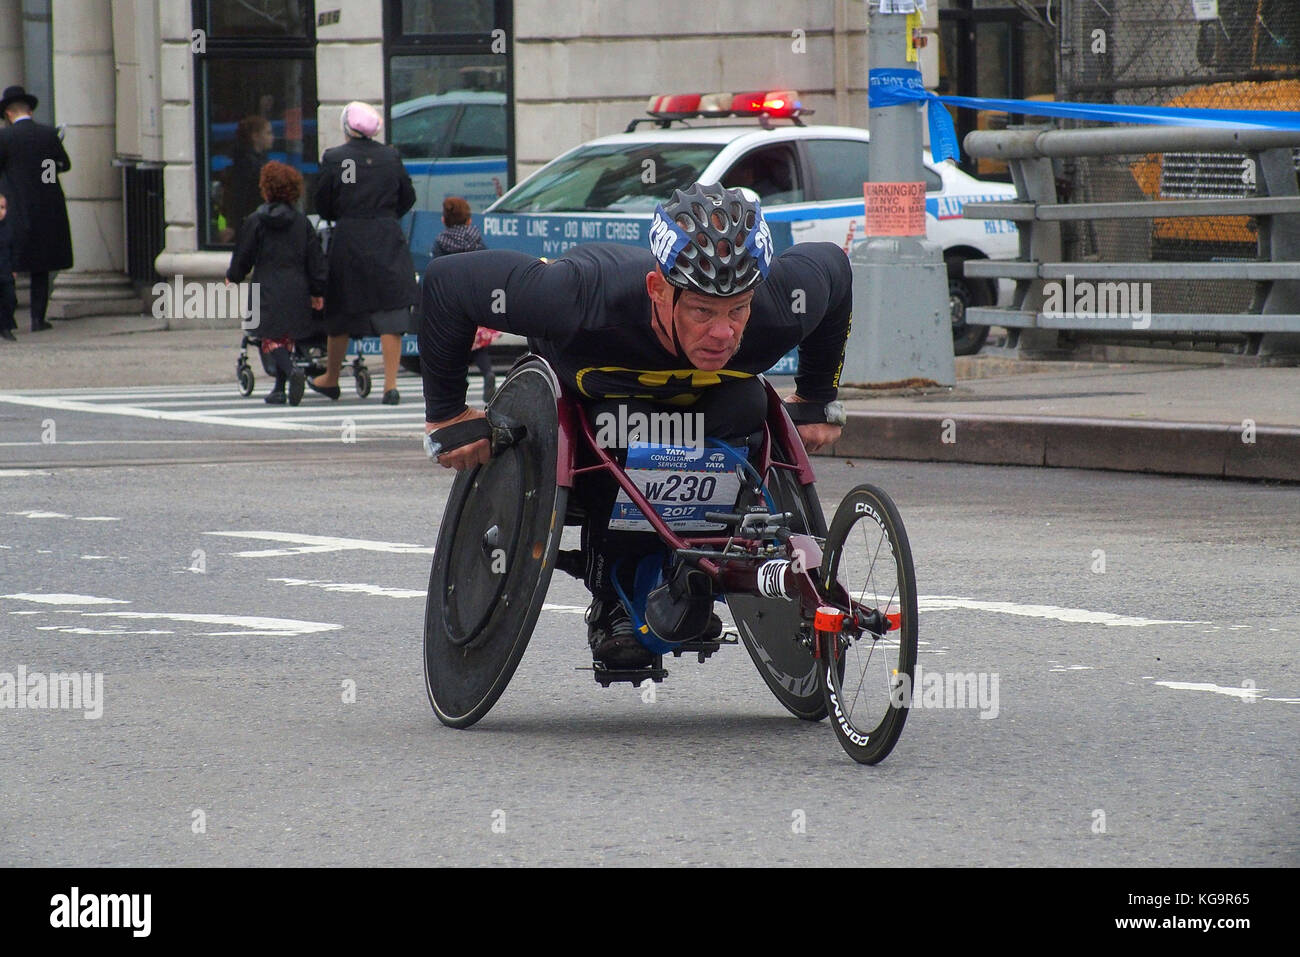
left=390, top=90, right=509, bottom=272
left=482, top=90, right=1018, bottom=355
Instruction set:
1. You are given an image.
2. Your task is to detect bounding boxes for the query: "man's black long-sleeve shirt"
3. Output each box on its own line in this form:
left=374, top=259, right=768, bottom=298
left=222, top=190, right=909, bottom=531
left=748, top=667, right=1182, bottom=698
left=419, top=242, right=852, bottom=423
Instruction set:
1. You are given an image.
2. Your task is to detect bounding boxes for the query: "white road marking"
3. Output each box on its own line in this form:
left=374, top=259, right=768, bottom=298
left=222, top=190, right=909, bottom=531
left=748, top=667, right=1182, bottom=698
left=81, top=611, right=340, bottom=637
left=37, top=627, right=175, bottom=635
left=6, top=511, right=120, bottom=522
left=0, top=386, right=429, bottom=434
left=3, top=592, right=338, bottom=637
left=2, top=593, right=130, bottom=605
left=0, top=437, right=370, bottom=447
left=1152, top=680, right=1264, bottom=701
left=270, top=578, right=426, bottom=599
left=208, top=530, right=434, bottom=556
left=0, top=469, right=51, bottom=476
left=917, top=595, right=1207, bottom=627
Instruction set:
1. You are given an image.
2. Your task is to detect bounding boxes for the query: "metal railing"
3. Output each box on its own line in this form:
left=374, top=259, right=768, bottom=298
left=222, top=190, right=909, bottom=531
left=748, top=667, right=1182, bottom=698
left=961, top=126, right=1300, bottom=361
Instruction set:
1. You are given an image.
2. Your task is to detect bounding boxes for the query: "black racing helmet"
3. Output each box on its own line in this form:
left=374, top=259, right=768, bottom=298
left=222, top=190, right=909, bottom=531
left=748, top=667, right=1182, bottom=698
left=649, top=182, right=774, bottom=297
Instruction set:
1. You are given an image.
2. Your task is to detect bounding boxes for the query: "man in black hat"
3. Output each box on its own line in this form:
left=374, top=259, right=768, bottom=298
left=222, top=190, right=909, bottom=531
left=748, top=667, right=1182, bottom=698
left=0, top=84, right=73, bottom=333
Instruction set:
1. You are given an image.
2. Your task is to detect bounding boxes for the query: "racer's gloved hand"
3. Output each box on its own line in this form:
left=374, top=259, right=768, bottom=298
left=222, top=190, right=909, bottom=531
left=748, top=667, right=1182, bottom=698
left=785, top=394, right=842, bottom=453
left=425, top=406, right=490, bottom=471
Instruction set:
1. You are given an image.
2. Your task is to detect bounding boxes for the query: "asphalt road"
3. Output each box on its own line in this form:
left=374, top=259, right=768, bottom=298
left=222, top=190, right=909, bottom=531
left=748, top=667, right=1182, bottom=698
left=0, top=385, right=1297, bottom=866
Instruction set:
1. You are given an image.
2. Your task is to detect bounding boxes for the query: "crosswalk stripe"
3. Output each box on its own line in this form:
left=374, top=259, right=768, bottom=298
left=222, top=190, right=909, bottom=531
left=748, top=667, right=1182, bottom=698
left=0, top=379, right=489, bottom=433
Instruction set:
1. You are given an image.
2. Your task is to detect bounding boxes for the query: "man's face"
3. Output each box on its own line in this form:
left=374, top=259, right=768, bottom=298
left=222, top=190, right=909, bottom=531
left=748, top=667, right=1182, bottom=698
left=646, top=271, right=754, bottom=370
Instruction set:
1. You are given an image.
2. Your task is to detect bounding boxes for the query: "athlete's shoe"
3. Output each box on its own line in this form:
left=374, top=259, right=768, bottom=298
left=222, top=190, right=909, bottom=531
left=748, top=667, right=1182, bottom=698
left=586, top=599, right=653, bottom=669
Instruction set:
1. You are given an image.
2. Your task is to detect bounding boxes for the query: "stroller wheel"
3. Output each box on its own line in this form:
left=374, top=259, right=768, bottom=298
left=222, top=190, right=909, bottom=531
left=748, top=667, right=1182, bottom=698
left=237, top=365, right=255, bottom=397
left=288, top=371, right=306, bottom=406
left=355, top=365, right=372, bottom=398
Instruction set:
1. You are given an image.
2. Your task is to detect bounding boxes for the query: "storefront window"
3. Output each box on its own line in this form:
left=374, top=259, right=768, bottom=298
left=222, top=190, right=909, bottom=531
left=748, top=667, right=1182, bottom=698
left=201, top=0, right=313, bottom=39
left=193, top=1, right=317, bottom=247
left=396, top=0, right=497, bottom=37
left=938, top=2, right=1055, bottom=179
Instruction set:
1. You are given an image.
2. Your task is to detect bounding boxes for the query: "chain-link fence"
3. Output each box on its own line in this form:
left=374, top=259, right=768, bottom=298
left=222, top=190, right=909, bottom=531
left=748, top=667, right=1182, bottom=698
left=1056, top=0, right=1299, bottom=348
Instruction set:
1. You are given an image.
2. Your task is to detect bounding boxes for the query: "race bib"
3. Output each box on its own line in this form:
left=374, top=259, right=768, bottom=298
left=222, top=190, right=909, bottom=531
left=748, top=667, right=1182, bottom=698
left=609, top=442, right=744, bottom=532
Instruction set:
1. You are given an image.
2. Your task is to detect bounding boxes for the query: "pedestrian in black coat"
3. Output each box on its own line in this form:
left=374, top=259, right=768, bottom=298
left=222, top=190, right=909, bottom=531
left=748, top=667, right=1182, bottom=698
left=226, top=161, right=327, bottom=404
left=0, top=85, right=72, bottom=332
left=308, top=100, right=417, bottom=406
left=0, top=191, right=16, bottom=341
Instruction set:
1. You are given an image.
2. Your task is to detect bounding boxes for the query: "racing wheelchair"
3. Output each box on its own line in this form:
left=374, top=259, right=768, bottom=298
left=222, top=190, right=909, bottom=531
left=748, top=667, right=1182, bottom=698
left=423, top=356, right=918, bottom=764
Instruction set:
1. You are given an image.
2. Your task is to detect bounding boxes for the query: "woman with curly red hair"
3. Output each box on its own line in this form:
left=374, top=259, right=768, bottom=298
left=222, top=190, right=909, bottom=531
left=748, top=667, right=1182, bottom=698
left=226, top=160, right=327, bottom=404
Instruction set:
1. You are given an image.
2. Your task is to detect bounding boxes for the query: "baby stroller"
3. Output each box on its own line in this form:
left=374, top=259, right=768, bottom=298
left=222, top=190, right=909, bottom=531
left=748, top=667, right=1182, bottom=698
left=235, top=332, right=373, bottom=404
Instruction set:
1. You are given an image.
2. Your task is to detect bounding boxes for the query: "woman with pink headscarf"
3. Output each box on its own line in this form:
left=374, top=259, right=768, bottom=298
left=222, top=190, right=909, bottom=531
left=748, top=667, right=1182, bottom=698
left=308, top=100, right=417, bottom=405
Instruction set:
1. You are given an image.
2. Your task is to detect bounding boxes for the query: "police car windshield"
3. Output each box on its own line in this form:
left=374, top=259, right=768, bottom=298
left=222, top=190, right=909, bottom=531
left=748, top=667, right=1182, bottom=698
left=494, top=143, right=723, bottom=213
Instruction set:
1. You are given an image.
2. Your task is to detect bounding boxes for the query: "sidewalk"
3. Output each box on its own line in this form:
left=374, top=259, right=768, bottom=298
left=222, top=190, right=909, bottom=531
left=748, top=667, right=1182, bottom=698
left=1, top=314, right=1297, bottom=481
left=832, top=360, right=1300, bottom=482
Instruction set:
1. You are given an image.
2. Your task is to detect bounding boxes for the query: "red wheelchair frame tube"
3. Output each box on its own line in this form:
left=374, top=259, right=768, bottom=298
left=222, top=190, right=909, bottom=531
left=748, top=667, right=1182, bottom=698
left=550, top=377, right=855, bottom=624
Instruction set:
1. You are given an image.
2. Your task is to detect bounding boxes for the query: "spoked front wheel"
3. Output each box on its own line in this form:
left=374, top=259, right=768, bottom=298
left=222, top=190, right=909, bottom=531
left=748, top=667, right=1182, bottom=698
left=818, top=484, right=918, bottom=765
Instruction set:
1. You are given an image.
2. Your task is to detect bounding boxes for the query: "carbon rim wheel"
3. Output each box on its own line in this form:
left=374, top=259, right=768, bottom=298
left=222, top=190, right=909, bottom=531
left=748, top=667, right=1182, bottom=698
left=730, top=459, right=829, bottom=721
left=819, top=483, right=918, bottom=765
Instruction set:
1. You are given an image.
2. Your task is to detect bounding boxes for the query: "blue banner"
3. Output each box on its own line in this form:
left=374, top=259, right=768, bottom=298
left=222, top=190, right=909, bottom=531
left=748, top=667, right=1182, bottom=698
left=868, top=67, right=1300, bottom=163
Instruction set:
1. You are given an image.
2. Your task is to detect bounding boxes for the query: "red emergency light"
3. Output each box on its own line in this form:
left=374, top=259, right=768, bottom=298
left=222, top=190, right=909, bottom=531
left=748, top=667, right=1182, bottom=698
left=647, top=93, right=701, bottom=114
left=730, top=90, right=801, bottom=117
left=633, top=89, right=811, bottom=130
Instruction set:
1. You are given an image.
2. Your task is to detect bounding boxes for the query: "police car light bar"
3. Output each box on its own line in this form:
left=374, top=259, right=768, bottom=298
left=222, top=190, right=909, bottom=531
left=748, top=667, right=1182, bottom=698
left=631, top=90, right=813, bottom=131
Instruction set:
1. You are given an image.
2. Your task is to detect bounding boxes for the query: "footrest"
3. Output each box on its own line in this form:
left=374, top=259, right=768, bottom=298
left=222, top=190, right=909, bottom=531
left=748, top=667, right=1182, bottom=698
left=587, top=660, right=668, bottom=687
left=669, top=630, right=739, bottom=663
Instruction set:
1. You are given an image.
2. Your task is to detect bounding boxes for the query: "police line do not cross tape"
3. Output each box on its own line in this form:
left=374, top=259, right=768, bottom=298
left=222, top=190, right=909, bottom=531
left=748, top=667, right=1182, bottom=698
left=867, top=67, right=1300, bottom=164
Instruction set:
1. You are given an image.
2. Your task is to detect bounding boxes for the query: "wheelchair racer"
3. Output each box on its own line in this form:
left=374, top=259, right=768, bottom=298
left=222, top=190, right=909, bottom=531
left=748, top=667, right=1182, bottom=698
left=421, top=182, right=852, bottom=669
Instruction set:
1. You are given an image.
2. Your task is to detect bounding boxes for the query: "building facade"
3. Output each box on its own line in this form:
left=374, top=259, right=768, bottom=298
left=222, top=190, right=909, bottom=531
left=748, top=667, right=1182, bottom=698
left=1, top=0, right=1023, bottom=320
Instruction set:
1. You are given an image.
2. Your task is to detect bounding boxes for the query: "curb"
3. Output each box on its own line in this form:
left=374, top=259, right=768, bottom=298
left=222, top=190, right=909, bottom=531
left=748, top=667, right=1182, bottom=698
left=823, top=411, right=1300, bottom=482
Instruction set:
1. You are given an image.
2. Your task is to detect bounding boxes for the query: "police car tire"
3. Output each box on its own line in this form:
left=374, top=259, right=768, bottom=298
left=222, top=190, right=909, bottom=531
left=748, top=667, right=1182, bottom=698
left=947, top=259, right=992, bottom=357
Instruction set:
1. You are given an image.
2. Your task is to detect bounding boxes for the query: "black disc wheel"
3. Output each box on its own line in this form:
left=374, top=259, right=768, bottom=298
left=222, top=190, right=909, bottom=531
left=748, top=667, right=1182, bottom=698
left=423, top=360, right=566, bottom=728
left=818, top=484, right=918, bottom=765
